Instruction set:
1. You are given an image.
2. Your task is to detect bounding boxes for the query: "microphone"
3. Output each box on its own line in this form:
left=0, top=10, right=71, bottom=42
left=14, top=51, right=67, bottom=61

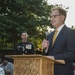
left=42, top=31, right=49, bottom=54
left=45, top=31, right=49, bottom=40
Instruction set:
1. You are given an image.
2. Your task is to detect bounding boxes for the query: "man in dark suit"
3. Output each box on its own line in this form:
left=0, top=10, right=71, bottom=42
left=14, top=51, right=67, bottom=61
left=14, top=31, right=35, bottom=55
left=42, top=7, right=75, bottom=75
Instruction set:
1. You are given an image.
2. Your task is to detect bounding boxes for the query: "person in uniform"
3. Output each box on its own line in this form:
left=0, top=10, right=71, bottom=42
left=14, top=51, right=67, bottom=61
left=14, top=31, right=35, bottom=55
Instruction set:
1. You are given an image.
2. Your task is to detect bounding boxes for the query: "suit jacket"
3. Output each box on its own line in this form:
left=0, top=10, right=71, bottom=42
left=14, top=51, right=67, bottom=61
left=46, top=25, right=75, bottom=75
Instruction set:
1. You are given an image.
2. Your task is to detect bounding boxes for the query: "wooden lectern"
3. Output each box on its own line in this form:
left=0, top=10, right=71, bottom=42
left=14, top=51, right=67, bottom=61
left=6, top=55, right=64, bottom=75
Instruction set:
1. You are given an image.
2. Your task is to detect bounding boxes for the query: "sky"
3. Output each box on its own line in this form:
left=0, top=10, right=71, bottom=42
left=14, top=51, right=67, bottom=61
left=47, top=0, right=75, bottom=27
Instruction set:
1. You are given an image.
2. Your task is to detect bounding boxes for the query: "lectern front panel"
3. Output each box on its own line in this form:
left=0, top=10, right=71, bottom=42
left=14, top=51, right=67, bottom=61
left=14, top=58, right=41, bottom=75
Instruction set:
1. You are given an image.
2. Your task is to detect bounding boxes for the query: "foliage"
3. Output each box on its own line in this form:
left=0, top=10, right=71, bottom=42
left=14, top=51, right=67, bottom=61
left=0, top=0, right=53, bottom=50
left=1, top=0, right=63, bottom=50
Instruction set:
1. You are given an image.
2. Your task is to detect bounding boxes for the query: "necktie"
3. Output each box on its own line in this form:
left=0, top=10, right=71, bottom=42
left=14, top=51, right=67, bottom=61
left=52, top=30, right=58, bottom=45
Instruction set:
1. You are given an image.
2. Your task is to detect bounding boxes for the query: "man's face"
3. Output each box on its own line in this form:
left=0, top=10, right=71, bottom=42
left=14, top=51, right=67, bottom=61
left=50, top=10, right=64, bottom=28
left=21, top=33, right=27, bottom=41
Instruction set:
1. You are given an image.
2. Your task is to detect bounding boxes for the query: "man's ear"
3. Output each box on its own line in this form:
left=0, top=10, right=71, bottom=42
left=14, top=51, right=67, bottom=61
left=61, top=15, right=65, bottom=21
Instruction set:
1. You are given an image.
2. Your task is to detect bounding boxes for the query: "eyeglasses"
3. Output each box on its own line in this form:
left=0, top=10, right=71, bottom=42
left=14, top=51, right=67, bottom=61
left=50, top=15, right=61, bottom=19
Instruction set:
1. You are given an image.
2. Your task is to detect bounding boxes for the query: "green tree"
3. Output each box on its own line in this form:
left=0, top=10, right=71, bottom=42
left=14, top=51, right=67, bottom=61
left=0, top=0, right=53, bottom=50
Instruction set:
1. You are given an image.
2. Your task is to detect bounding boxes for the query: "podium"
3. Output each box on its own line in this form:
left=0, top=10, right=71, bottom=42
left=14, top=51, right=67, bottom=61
left=6, top=55, right=65, bottom=75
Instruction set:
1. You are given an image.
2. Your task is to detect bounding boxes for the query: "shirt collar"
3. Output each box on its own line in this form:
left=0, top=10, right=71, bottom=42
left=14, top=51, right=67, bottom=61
left=57, top=24, right=65, bottom=32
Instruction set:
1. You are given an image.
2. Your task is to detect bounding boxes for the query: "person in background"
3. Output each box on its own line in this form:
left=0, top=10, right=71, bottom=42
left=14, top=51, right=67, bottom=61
left=73, top=61, right=75, bottom=75
left=0, top=67, right=5, bottom=75
left=0, top=58, right=5, bottom=75
left=14, top=31, right=35, bottom=55
left=42, top=6, right=75, bottom=75
left=0, top=58, right=2, bottom=67
left=1, top=58, right=14, bottom=75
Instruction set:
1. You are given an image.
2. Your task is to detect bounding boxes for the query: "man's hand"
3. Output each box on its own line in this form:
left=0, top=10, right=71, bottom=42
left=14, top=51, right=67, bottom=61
left=42, top=39, right=49, bottom=53
left=42, top=39, right=49, bottom=49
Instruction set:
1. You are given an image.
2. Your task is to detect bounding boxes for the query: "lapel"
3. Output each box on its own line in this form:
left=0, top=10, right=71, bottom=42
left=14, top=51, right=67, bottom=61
left=47, top=31, right=54, bottom=53
left=52, top=25, right=67, bottom=48
left=49, top=31, right=55, bottom=48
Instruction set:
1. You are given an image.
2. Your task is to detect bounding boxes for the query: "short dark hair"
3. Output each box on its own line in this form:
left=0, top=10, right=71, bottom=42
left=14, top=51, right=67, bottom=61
left=21, top=31, right=27, bottom=33
left=51, top=6, right=67, bottom=21
left=20, top=31, right=28, bottom=37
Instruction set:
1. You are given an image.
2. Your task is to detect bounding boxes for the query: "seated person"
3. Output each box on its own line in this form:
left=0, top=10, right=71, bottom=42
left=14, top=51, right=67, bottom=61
left=0, top=58, right=5, bottom=75
left=0, top=67, right=5, bottom=75
left=1, top=57, right=14, bottom=75
left=14, top=31, right=35, bottom=55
